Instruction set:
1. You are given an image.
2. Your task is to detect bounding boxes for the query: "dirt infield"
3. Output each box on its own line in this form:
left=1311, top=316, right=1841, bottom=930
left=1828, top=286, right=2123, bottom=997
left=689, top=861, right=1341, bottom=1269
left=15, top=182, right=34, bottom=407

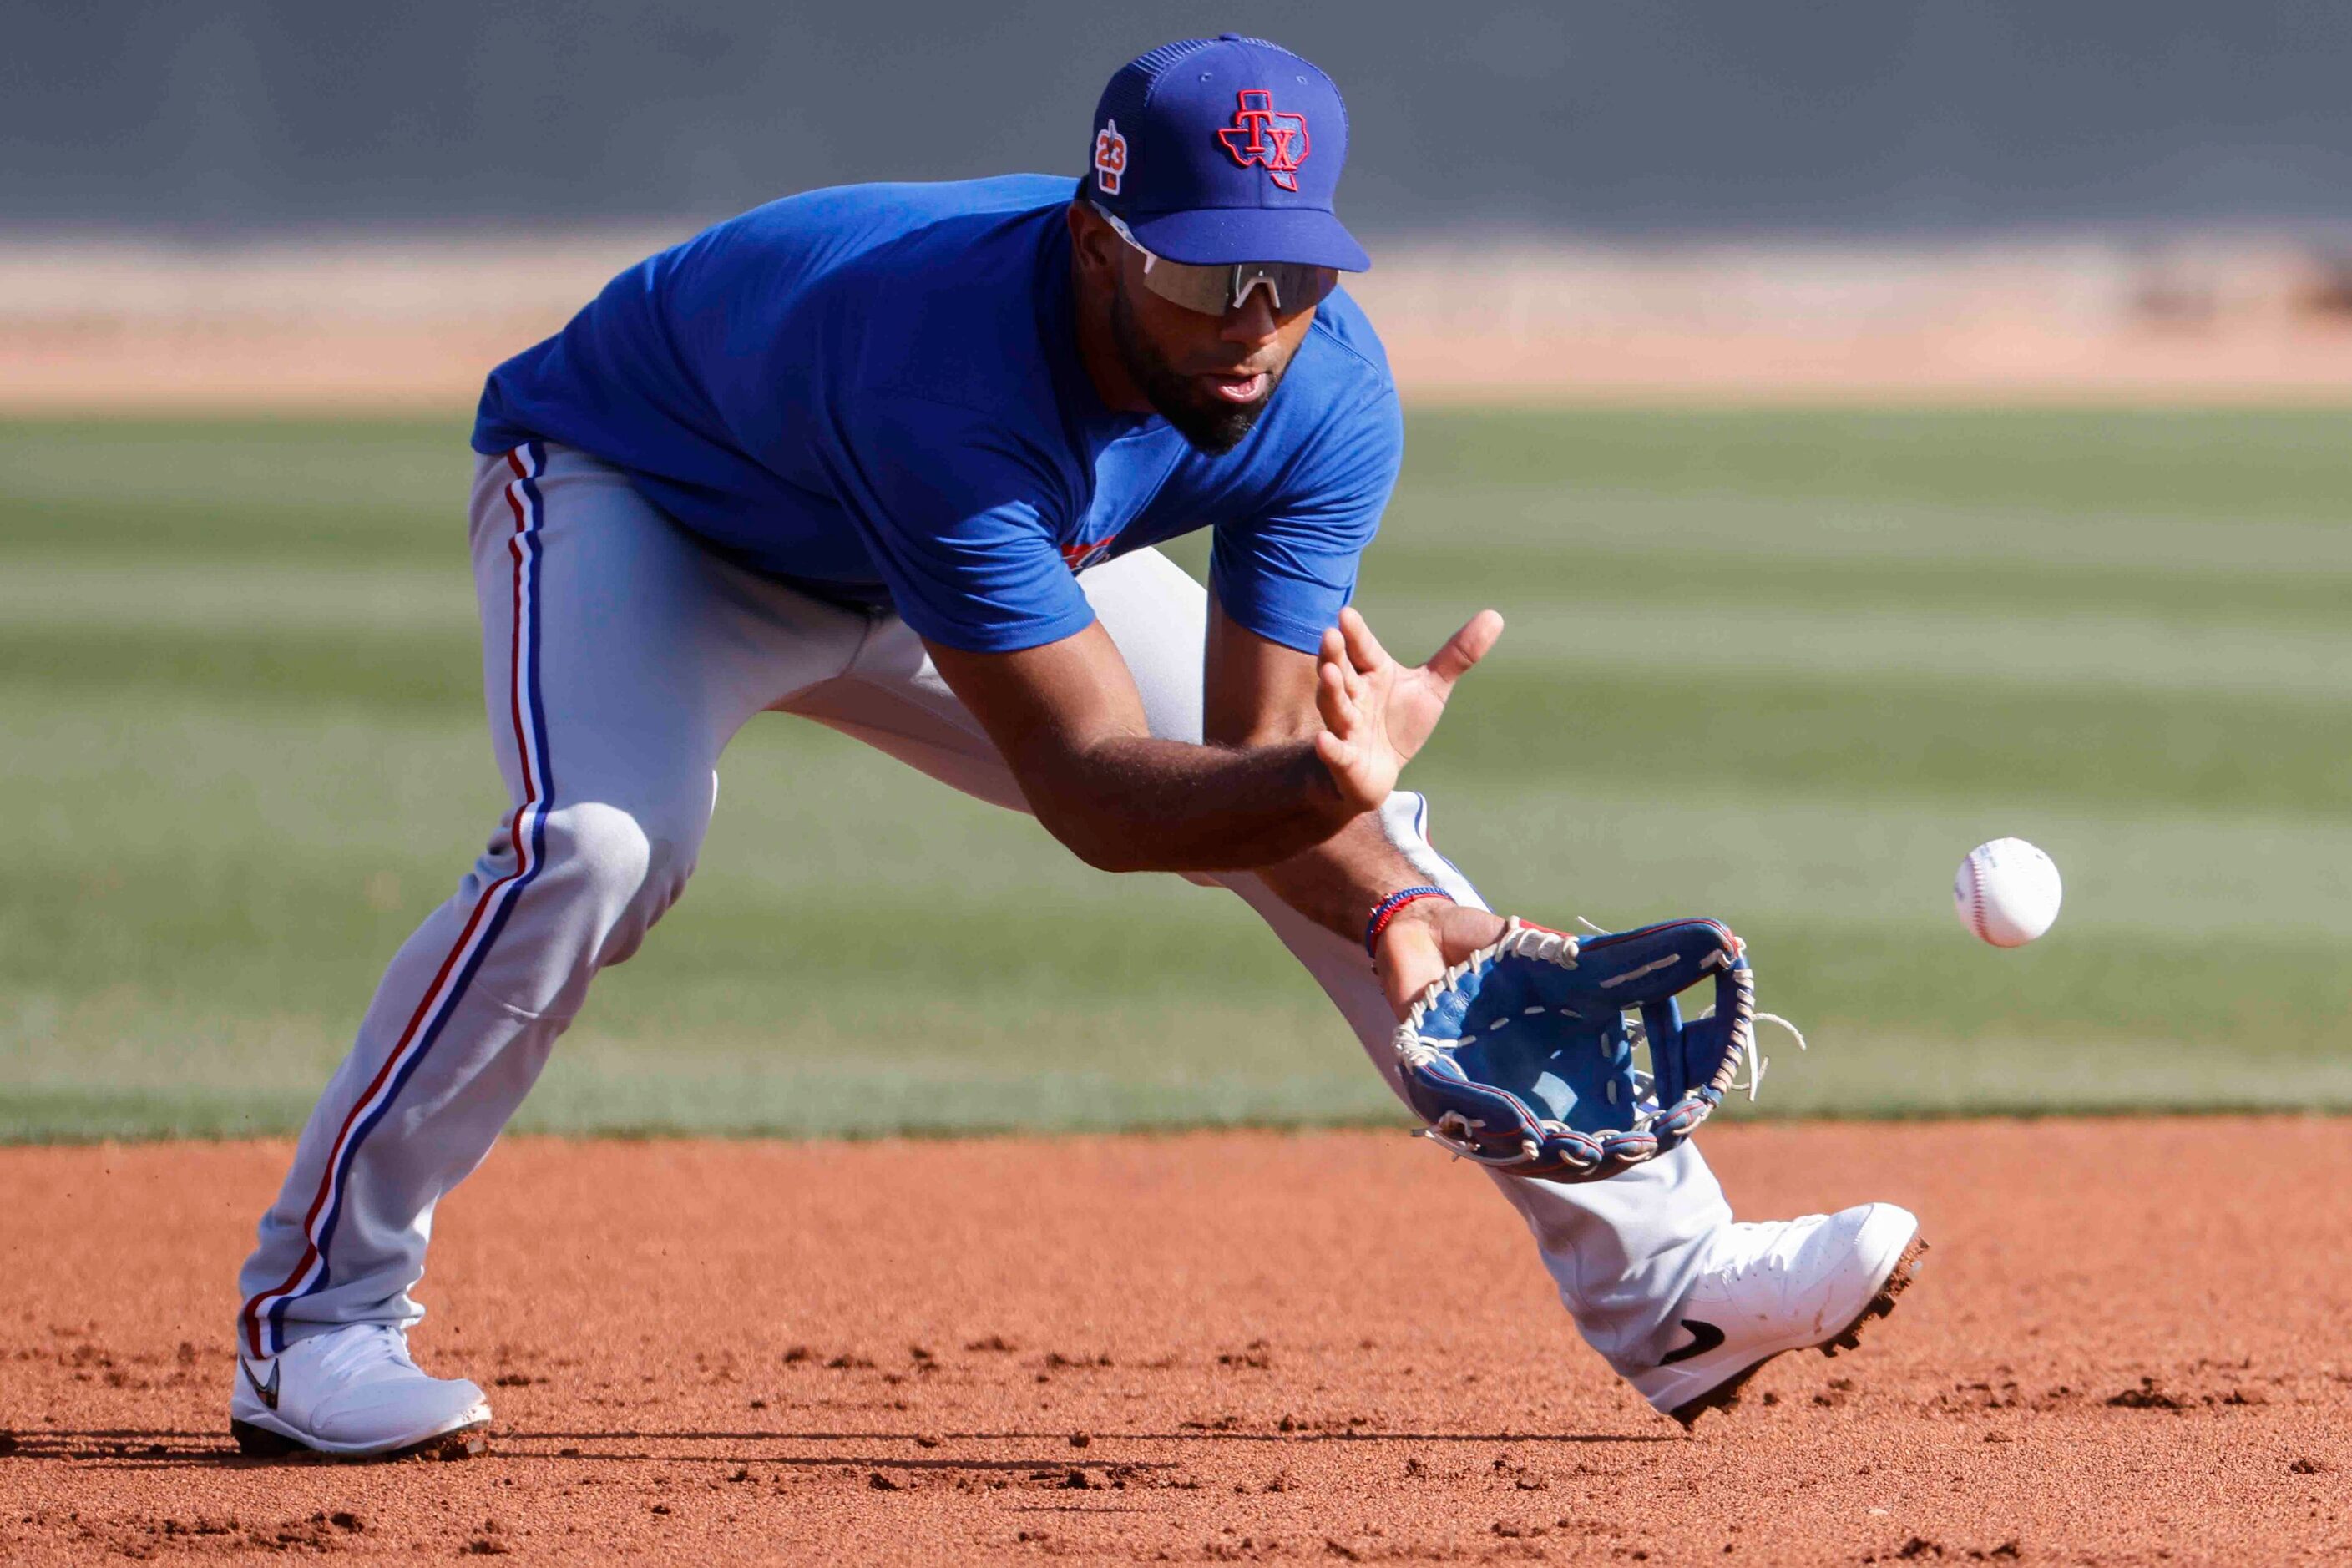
left=3, top=1121, right=2346, bottom=1564
left=8, top=239, right=2352, bottom=412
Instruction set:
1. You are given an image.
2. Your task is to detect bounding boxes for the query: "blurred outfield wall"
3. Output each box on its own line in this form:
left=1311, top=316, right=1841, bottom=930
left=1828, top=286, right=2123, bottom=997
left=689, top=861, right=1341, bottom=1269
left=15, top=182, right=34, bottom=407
left=8, top=3, right=2352, bottom=235
left=11, top=4, right=2350, bottom=410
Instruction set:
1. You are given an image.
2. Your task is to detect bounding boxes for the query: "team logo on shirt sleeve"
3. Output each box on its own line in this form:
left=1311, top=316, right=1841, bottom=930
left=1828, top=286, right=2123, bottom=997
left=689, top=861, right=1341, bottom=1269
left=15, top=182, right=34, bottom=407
left=1216, top=89, right=1309, bottom=191
left=1060, top=532, right=1120, bottom=574
left=1093, top=119, right=1128, bottom=195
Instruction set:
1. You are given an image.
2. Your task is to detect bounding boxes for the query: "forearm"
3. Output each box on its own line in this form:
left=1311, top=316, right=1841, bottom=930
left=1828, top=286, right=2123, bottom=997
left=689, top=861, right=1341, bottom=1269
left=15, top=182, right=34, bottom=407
left=1027, top=734, right=1358, bottom=873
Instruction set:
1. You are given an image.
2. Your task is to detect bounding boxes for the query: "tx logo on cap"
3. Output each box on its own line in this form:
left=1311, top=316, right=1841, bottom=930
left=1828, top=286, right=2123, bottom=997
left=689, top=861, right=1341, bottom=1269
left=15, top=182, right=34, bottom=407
left=1217, top=89, right=1309, bottom=191
left=1093, top=119, right=1128, bottom=195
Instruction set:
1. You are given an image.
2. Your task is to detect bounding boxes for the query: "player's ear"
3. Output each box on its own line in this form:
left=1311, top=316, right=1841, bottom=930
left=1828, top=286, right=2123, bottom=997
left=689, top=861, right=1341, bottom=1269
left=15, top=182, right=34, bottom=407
left=1067, top=202, right=1120, bottom=284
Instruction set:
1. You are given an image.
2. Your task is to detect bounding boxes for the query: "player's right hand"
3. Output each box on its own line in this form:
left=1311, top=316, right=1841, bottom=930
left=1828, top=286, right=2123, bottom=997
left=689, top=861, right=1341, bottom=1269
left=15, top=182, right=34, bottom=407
left=1312, top=604, right=1503, bottom=812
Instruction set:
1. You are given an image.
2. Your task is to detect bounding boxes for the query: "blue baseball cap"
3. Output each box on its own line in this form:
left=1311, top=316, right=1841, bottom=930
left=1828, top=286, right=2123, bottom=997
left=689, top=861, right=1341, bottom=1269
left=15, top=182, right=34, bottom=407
left=1085, top=34, right=1370, bottom=272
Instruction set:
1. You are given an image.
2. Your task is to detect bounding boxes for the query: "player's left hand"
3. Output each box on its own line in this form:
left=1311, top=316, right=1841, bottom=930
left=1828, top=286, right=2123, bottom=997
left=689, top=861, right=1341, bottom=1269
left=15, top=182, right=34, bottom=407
left=1313, top=605, right=1504, bottom=813
left=1373, top=897, right=1508, bottom=1020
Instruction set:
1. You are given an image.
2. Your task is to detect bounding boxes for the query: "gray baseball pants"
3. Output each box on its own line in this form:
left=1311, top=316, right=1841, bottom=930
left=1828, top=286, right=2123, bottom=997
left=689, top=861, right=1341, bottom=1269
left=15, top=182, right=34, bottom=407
left=236, top=438, right=1733, bottom=1380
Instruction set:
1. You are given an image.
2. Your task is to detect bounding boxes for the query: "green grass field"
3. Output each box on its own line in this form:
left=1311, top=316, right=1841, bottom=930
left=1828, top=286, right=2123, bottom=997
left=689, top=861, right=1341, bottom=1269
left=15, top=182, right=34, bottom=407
left=4, top=408, right=2349, bottom=1140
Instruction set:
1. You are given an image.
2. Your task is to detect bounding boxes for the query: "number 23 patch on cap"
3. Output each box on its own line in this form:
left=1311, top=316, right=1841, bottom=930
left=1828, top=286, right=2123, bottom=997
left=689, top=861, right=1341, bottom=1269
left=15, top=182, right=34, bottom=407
left=1093, top=120, right=1128, bottom=195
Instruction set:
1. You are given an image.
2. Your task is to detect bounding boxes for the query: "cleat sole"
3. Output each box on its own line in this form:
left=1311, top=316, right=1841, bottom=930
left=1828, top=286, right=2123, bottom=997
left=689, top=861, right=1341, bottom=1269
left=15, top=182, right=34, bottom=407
left=230, top=1416, right=490, bottom=1463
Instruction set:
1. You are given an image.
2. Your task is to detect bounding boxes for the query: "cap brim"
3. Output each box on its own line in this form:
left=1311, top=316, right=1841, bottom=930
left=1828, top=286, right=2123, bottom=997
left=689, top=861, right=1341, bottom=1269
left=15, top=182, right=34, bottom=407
left=1125, top=205, right=1370, bottom=271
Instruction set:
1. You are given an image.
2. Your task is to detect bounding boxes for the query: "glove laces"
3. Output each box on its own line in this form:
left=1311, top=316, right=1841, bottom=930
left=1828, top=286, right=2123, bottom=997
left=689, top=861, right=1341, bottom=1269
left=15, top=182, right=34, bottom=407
left=1695, top=1005, right=1808, bottom=1101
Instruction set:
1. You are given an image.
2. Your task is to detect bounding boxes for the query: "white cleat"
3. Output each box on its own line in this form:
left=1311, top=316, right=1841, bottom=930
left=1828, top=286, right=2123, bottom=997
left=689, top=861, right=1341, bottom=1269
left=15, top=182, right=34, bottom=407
left=230, top=1323, right=491, bottom=1459
left=1629, top=1201, right=1927, bottom=1430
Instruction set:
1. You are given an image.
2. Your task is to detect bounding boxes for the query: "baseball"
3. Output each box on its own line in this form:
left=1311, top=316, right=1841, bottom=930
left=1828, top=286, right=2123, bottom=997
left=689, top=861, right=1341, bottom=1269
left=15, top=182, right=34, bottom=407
left=1953, top=837, right=2062, bottom=948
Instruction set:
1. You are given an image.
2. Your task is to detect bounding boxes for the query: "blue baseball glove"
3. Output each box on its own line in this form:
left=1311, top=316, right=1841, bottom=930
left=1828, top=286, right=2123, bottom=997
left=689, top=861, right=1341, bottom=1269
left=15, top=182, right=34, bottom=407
left=1391, top=917, right=1791, bottom=1182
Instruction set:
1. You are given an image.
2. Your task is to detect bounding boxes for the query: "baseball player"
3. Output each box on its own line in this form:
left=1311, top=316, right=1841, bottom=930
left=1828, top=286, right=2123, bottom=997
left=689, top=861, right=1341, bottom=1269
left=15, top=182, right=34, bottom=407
left=230, top=35, right=1924, bottom=1459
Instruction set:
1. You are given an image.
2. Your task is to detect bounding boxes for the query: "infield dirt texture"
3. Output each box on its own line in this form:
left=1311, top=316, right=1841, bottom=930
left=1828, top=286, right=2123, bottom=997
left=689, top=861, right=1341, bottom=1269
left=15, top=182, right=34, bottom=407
left=3, top=409, right=2349, bottom=1560
left=3, top=1125, right=2349, bottom=1563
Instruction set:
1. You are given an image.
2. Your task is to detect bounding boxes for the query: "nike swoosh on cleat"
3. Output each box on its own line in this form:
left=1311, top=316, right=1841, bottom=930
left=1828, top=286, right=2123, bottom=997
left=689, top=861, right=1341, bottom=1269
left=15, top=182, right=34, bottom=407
left=1659, top=1318, right=1726, bottom=1365
left=240, top=1356, right=281, bottom=1410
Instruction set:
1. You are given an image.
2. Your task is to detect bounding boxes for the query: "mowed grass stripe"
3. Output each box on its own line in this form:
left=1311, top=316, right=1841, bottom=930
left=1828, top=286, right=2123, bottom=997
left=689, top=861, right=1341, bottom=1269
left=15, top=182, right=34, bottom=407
left=22, top=908, right=2331, bottom=1052
left=11, top=635, right=2348, bottom=817
left=15, top=730, right=2344, bottom=1019
left=1373, top=544, right=2352, bottom=630
left=1385, top=481, right=2352, bottom=576
left=1401, top=407, right=2352, bottom=520
left=1411, top=778, right=2352, bottom=940
left=10, top=554, right=2347, bottom=703
left=0, top=626, right=483, bottom=712
left=11, top=407, right=2351, bottom=567
left=10, top=696, right=2346, bottom=1049
left=0, top=496, right=457, bottom=568
left=0, top=559, right=473, bottom=633
left=14, top=918, right=2349, bottom=1141
left=0, top=417, right=469, bottom=564
left=1370, top=596, right=2352, bottom=701
left=1419, top=665, right=2352, bottom=818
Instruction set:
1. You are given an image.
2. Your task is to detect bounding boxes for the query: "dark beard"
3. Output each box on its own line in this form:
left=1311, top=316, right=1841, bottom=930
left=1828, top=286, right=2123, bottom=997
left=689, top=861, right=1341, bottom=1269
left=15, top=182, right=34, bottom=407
left=1109, top=281, right=1282, bottom=456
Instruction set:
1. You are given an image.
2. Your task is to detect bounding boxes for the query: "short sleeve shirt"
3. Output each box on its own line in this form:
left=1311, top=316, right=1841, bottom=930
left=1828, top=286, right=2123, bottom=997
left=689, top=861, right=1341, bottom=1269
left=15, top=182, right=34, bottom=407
left=473, top=175, right=1402, bottom=654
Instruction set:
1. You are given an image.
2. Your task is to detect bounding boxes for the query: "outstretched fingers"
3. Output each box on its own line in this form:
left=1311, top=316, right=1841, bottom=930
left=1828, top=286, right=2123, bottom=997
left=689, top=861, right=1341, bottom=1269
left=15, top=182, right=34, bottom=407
left=1337, top=605, right=1392, bottom=677
left=1319, top=621, right=1368, bottom=699
left=1422, top=609, right=1505, bottom=687
left=1316, top=655, right=1359, bottom=733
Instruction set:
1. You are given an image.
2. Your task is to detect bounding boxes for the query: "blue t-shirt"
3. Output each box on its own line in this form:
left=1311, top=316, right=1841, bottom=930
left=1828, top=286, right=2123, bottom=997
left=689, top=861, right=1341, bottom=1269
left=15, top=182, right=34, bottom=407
left=473, top=175, right=1402, bottom=655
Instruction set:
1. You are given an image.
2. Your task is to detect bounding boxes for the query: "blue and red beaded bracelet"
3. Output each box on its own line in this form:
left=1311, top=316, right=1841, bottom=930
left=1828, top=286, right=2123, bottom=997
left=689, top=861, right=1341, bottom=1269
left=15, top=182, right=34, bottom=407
left=1363, top=885, right=1454, bottom=957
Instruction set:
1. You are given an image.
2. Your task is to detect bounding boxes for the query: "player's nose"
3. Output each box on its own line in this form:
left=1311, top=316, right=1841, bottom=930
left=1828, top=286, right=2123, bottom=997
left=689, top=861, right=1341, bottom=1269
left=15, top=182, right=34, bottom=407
left=1219, top=291, right=1282, bottom=346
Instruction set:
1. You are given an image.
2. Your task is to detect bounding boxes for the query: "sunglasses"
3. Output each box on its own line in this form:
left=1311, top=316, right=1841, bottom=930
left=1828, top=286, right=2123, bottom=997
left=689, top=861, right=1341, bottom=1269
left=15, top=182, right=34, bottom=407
left=1090, top=202, right=1339, bottom=318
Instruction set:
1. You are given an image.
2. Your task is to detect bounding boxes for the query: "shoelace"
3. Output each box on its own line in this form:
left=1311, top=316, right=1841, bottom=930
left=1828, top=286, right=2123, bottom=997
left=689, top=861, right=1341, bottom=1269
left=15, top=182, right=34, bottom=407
left=1721, top=1246, right=1792, bottom=1287
left=1709, top=1216, right=1825, bottom=1288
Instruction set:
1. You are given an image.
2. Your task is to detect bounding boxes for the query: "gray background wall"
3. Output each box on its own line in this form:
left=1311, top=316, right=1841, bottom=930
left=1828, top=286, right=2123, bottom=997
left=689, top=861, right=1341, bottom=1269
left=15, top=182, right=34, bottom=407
left=4, top=1, right=2348, bottom=235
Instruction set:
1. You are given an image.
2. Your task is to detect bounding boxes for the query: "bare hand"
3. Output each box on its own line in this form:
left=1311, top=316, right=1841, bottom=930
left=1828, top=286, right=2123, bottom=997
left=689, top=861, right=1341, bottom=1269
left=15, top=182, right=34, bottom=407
left=1312, top=606, right=1504, bottom=812
left=1373, top=898, right=1509, bottom=1020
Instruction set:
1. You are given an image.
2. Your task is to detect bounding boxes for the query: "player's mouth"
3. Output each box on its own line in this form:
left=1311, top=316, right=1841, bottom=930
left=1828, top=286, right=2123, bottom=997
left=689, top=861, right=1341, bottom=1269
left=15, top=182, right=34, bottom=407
left=1201, top=370, right=1269, bottom=403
